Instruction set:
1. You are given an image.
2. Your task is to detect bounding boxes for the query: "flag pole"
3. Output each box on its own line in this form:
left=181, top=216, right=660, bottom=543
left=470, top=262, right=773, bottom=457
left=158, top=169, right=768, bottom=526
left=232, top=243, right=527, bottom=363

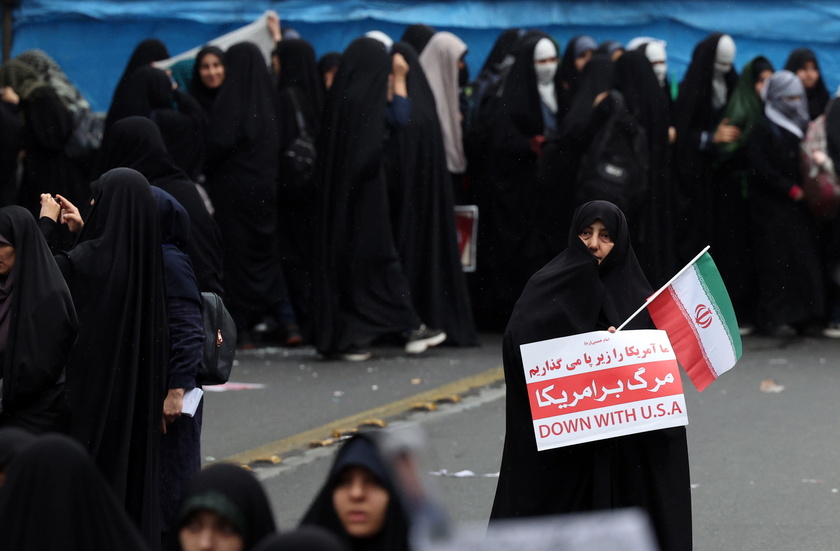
left=614, top=245, right=711, bottom=332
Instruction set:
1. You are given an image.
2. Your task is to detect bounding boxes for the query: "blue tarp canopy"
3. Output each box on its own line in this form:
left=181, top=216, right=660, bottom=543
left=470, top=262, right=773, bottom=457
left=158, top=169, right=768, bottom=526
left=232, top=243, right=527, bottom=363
left=11, top=0, right=840, bottom=111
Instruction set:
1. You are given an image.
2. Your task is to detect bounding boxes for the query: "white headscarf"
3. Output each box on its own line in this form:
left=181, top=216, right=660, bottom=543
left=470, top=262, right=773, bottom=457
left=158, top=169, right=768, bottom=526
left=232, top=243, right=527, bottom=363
left=644, top=41, right=668, bottom=86
left=419, top=32, right=468, bottom=173
left=365, top=30, right=393, bottom=52
left=712, top=35, right=736, bottom=110
left=533, top=38, right=558, bottom=114
left=762, top=70, right=809, bottom=138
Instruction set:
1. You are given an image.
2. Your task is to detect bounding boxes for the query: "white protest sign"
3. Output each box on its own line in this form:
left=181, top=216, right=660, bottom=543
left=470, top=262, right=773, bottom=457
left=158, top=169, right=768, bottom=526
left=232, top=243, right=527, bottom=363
left=520, top=329, right=687, bottom=451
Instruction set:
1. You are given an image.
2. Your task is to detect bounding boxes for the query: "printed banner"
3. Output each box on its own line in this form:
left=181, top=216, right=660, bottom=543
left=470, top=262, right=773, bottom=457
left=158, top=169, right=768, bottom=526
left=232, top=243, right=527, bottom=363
left=520, top=329, right=687, bottom=451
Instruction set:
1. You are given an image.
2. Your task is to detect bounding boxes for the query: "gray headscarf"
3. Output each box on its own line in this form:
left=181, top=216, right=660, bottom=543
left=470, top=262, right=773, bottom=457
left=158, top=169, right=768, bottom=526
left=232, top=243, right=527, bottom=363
left=419, top=32, right=468, bottom=174
left=762, top=70, right=809, bottom=138
left=16, top=50, right=91, bottom=116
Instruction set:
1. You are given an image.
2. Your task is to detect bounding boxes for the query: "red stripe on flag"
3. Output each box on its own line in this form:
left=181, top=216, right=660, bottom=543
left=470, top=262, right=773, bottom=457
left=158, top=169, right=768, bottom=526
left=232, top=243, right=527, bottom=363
left=648, top=286, right=717, bottom=391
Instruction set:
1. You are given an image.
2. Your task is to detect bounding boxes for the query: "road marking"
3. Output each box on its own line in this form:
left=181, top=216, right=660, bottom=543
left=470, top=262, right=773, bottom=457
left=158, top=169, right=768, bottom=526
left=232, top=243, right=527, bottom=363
left=221, top=366, right=505, bottom=466
left=253, top=385, right=507, bottom=481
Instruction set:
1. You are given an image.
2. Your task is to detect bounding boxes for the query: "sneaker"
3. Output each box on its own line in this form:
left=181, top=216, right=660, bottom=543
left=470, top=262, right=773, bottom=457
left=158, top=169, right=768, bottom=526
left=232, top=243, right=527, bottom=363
left=283, top=324, right=304, bottom=347
left=405, top=325, right=447, bottom=354
left=823, top=323, right=840, bottom=338
left=340, top=346, right=372, bottom=362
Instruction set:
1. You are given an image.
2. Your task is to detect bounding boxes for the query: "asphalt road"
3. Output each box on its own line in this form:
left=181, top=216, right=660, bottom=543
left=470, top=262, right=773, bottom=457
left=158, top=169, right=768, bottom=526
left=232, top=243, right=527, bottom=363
left=201, top=332, right=840, bottom=550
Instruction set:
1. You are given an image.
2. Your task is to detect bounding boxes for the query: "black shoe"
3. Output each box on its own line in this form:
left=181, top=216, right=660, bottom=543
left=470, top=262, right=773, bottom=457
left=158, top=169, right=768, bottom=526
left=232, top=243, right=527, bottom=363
left=283, top=324, right=304, bottom=347
left=405, top=325, right=446, bottom=354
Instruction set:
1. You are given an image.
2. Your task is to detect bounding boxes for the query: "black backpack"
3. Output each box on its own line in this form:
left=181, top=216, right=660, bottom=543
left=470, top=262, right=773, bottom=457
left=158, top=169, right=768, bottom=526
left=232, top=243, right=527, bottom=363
left=575, top=91, right=649, bottom=214
left=196, top=292, right=237, bottom=386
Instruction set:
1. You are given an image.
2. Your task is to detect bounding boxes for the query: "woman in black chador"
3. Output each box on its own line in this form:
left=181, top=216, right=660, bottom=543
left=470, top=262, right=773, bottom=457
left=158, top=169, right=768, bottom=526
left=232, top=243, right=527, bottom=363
left=102, top=116, right=223, bottom=295
left=275, top=38, right=324, bottom=337
left=747, top=71, right=825, bottom=336
left=312, top=37, right=445, bottom=360
left=104, top=38, right=170, bottom=135
left=52, top=168, right=169, bottom=548
left=0, top=434, right=149, bottom=550
left=204, top=41, right=290, bottom=338
left=0, top=206, right=77, bottom=434
left=784, top=48, right=829, bottom=122
left=673, top=33, right=739, bottom=264
left=490, top=201, right=692, bottom=551
left=473, top=31, right=561, bottom=331
left=613, top=50, right=676, bottom=287
left=389, top=41, right=478, bottom=347
left=300, top=433, right=411, bottom=551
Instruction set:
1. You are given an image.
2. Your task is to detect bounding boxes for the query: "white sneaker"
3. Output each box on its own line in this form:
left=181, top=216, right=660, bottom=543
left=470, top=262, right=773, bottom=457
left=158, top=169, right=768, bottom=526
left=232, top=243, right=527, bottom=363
left=405, top=325, right=447, bottom=354
left=823, top=324, right=840, bottom=338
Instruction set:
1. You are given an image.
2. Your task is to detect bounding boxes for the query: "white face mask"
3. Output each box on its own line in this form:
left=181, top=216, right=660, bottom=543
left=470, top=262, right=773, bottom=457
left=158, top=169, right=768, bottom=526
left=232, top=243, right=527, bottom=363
left=714, top=35, right=736, bottom=76
left=644, top=42, right=668, bottom=86
left=652, top=62, right=668, bottom=85
left=534, top=61, right=558, bottom=85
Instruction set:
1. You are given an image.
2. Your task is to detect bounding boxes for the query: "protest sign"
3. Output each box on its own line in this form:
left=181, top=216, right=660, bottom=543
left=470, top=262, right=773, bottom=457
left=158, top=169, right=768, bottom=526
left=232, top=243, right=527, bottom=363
left=520, top=329, right=687, bottom=451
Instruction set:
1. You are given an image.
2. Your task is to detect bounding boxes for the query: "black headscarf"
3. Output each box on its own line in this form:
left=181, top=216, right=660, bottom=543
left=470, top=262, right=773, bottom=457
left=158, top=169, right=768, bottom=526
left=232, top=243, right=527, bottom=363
left=400, top=24, right=436, bottom=55
left=507, top=200, right=652, bottom=343
left=59, top=167, right=168, bottom=546
left=276, top=38, right=325, bottom=136
left=318, top=51, right=342, bottom=89
left=613, top=50, right=676, bottom=285
left=389, top=41, right=478, bottom=346
left=120, top=38, right=170, bottom=82
left=190, top=45, right=225, bottom=113
left=497, top=30, right=557, bottom=142
left=0, top=433, right=148, bottom=550
left=784, top=47, right=830, bottom=121
left=208, top=41, right=279, bottom=155
left=254, top=527, right=349, bottom=551
left=312, top=37, right=420, bottom=353
left=101, top=116, right=224, bottom=294
left=557, top=35, right=597, bottom=117
left=301, top=434, right=411, bottom=551
left=176, top=463, right=277, bottom=551
left=106, top=38, right=170, bottom=132
left=556, top=53, right=614, bottom=139
left=478, top=28, right=523, bottom=77
left=0, top=206, right=77, bottom=434
left=106, top=66, right=172, bottom=129
left=153, top=187, right=201, bottom=304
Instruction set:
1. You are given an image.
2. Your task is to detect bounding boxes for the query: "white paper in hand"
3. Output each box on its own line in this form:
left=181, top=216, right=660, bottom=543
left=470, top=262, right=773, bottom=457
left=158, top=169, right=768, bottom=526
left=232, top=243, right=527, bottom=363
left=182, top=388, right=204, bottom=417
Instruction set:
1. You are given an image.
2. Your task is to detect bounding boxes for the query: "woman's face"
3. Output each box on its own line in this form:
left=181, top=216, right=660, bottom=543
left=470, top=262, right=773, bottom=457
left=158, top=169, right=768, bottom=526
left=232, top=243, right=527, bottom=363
left=179, top=510, right=244, bottom=551
left=332, top=466, right=390, bottom=539
left=754, top=69, right=773, bottom=97
left=796, top=61, right=819, bottom=90
left=199, top=53, right=225, bottom=90
left=574, top=50, right=593, bottom=73
left=0, top=244, right=15, bottom=276
left=578, top=218, right=614, bottom=264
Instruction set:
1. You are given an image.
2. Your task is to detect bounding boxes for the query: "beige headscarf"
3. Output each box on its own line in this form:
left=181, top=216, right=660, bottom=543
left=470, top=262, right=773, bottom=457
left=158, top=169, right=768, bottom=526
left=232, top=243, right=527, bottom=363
left=419, top=32, right=467, bottom=174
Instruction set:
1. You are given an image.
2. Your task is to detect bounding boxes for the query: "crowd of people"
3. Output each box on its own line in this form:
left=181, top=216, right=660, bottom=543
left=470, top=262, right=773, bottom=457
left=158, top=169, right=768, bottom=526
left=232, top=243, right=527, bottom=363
left=0, top=16, right=837, bottom=551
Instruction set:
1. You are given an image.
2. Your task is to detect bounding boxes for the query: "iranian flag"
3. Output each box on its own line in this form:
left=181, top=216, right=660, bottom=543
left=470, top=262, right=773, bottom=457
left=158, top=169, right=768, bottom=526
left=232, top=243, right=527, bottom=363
left=645, top=248, right=742, bottom=391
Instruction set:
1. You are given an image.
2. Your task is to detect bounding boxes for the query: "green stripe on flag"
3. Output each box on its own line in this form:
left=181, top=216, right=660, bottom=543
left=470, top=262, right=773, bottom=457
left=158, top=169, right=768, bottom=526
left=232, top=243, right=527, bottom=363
left=693, top=253, right=742, bottom=359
